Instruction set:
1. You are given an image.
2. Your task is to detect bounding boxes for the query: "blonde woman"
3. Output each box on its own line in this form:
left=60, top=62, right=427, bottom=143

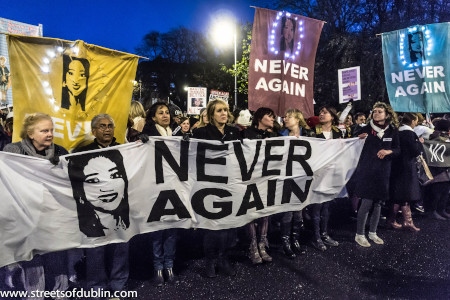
left=192, top=99, right=241, bottom=277
left=129, top=100, right=146, bottom=132
left=279, top=108, right=313, bottom=257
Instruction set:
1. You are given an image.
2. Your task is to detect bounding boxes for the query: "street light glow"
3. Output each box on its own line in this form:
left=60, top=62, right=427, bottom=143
left=210, top=15, right=238, bottom=109
left=211, top=20, right=235, bottom=48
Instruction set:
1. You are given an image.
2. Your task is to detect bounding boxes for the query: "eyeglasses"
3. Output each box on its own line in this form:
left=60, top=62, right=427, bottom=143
left=96, top=123, right=114, bottom=131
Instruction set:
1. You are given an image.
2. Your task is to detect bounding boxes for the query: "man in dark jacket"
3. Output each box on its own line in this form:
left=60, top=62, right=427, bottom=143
left=73, top=113, right=129, bottom=296
left=75, top=113, right=120, bottom=151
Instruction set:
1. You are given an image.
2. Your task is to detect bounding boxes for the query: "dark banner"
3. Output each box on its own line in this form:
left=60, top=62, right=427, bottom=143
left=422, top=139, right=450, bottom=167
left=248, top=8, right=324, bottom=118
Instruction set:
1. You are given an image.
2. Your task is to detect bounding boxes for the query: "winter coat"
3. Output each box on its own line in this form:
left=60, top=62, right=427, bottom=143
left=243, top=126, right=278, bottom=139
left=350, top=123, right=400, bottom=201
left=390, top=126, right=423, bottom=202
left=192, top=123, right=241, bottom=142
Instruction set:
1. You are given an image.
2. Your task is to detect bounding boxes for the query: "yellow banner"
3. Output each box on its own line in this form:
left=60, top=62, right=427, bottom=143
left=7, top=35, right=139, bottom=151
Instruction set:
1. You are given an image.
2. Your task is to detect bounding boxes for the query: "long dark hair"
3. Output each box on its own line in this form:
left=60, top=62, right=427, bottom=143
left=61, top=55, right=90, bottom=111
left=280, top=16, right=296, bottom=52
left=67, top=149, right=130, bottom=237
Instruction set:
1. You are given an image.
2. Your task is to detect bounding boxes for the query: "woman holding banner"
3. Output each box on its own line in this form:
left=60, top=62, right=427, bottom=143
left=242, top=107, right=278, bottom=264
left=3, top=113, right=70, bottom=298
left=279, top=108, right=312, bottom=258
left=192, top=99, right=241, bottom=278
left=352, top=102, right=400, bottom=247
left=143, top=102, right=178, bottom=286
left=309, top=105, right=343, bottom=251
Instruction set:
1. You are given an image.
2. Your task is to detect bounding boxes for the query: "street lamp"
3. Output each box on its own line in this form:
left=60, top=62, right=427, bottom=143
left=211, top=17, right=238, bottom=109
left=138, top=79, right=142, bottom=99
left=233, top=30, right=237, bottom=109
left=132, top=79, right=143, bottom=100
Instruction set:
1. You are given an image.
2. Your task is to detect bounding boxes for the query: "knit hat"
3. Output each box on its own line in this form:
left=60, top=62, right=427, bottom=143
left=307, top=116, right=320, bottom=128
left=236, top=109, right=253, bottom=127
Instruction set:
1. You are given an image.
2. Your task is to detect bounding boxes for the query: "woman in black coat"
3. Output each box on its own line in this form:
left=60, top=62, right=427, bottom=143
left=387, top=113, right=423, bottom=231
left=278, top=108, right=312, bottom=258
left=242, top=107, right=278, bottom=264
left=192, top=99, right=241, bottom=278
left=309, top=105, right=344, bottom=251
left=143, top=102, right=178, bottom=286
left=352, top=102, right=400, bottom=247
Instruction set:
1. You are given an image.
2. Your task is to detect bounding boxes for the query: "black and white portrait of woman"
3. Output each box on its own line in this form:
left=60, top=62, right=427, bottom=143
left=408, top=31, right=425, bottom=65
left=67, top=149, right=130, bottom=237
left=61, top=55, right=90, bottom=111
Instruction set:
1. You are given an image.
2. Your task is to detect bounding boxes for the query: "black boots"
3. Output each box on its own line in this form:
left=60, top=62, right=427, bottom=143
left=206, top=257, right=236, bottom=277
left=154, top=268, right=178, bottom=286
left=163, top=268, right=178, bottom=284
left=217, top=256, right=236, bottom=276
left=321, top=233, right=339, bottom=247
left=154, top=269, right=164, bottom=287
left=281, top=236, right=296, bottom=258
left=311, top=239, right=327, bottom=251
left=292, top=222, right=307, bottom=255
left=205, top=259, right=217, bottom=278
left=281, top=222, right=296, bottom=258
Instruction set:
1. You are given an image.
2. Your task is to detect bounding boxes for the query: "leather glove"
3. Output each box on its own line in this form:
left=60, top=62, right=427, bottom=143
left=138, top=133, right=149, bottom=143
left=49, top=155, right=60, bottom=165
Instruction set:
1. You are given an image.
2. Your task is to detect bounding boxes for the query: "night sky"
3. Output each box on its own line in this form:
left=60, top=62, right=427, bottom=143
left=2, top=0, right=257, bottom=54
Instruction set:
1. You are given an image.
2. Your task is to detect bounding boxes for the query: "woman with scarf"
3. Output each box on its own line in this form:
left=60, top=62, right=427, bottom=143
left=352, top=102, right=400, bottom=247
left=143, top=102, right=178, bottom=286
left=3, top=112, right=70, bottom=298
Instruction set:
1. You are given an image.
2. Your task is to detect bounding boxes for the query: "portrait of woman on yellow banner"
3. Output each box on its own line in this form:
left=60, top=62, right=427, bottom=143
left=61, top=55, right=90, bottom=112
left=7, top=35, right=139, bottom=151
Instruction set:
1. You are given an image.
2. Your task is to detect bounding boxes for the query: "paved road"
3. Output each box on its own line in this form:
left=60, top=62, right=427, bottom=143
left=123, top=200, right=450, bottom=300
left=2, top=199, right=449, bottom=299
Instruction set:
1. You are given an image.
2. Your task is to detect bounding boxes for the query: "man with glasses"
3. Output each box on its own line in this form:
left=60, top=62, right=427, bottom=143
left=73, top=113, right=128, bottom=299
left=76, top=114, right=118, bottom=150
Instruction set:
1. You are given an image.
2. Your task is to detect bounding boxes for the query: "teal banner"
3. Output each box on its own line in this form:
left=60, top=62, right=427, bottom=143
left=382, top=23, right=450, bottom=113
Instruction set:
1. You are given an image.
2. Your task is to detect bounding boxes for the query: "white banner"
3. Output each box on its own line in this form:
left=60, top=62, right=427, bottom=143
left=0, top=136, right=364, bottom=267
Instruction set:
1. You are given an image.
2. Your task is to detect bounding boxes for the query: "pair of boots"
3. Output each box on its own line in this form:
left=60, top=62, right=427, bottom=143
left=154, top=268, right=177, bottom=287
left=387, top=204, right=420, bottom=232
left=248, top=236, right=272, bottom=264
left=281, top=222, right=306, bottom=259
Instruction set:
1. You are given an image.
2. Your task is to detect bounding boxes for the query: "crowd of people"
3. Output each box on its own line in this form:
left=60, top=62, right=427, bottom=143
left=0, top=99, right=449, bottom=300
